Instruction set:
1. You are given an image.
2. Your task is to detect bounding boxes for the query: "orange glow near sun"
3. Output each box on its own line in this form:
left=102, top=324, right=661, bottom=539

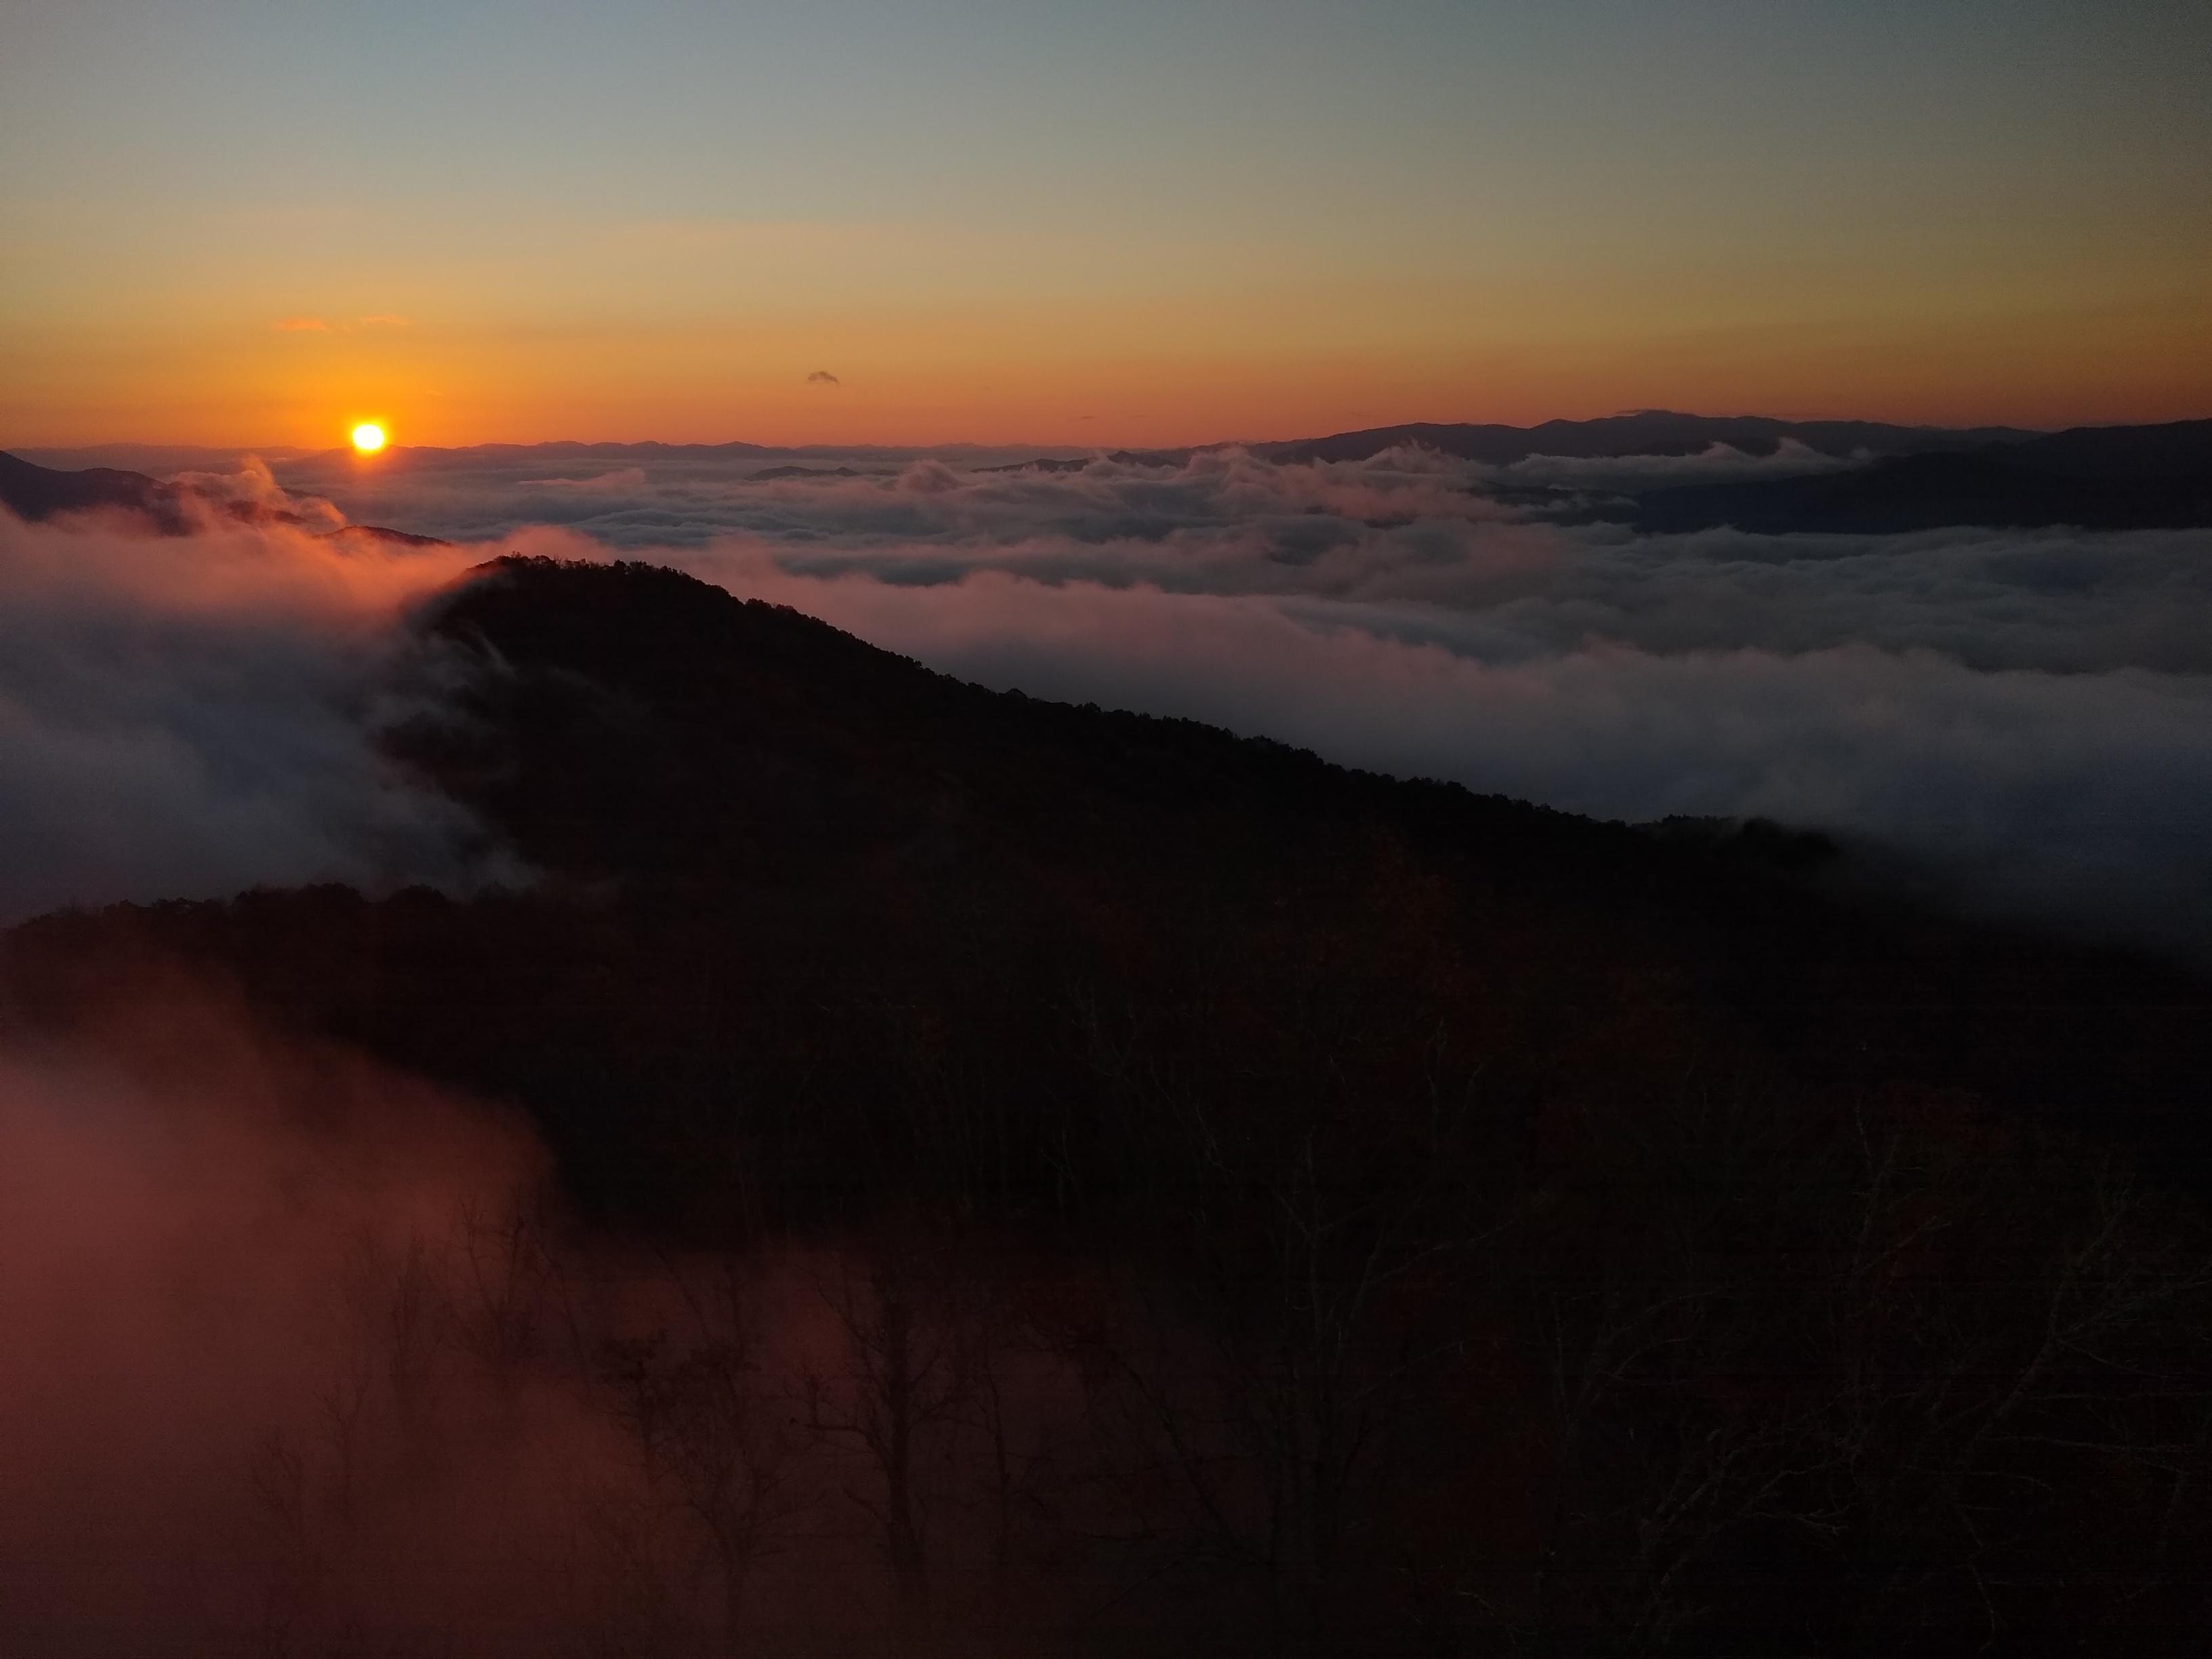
left=350, top=422, right=387, bottom=453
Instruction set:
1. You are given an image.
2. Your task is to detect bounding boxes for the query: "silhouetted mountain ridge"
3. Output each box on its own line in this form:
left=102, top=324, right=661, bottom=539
left=1256, top=409, right=2036, bottom=466
left=18, top=554, right=2201, bottom=1204
left=1633, top=420, right=2212, bottom=533
left=0, top=448, right=447, bottom=543
left=967, top=414, right=2212, bottom=529
left=0, top=447, right=194, bottom=529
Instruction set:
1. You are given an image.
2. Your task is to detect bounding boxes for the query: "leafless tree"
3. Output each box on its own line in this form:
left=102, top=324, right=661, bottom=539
left=599, top=1260, right=802, bottom=1658
left=804, top=1240, right=972, bottom=1628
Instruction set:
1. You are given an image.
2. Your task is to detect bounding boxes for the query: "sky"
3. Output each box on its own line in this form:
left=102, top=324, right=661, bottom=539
left=3, top=0, right=2209, bottom=448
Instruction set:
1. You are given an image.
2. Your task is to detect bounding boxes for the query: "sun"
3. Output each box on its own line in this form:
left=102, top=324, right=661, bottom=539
left=350, top=422, right=388, bottom=454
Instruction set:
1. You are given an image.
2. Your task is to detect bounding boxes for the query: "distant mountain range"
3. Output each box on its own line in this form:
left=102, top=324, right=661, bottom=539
left=966, top=410, right=2032, bottom=472
left=5, top=411, right=2210, bottom=534
left=0, top=449, right=441, bottom=543
left=1251, top=410, right=2039, bottom=466
left=745, top=464, right=867, bottom=481
left=0, top=447, right=198, bottom=531
left=956, top=413, right=2212, bottom=532
left=1631, top=419, right=2212, bottom=534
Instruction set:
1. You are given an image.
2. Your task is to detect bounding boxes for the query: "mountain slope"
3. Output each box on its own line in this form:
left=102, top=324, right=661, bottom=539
left=9, top=553, right=2212, bottom=1651
left=1255, top=409, right=2035, bottom=466
left=11, top=554, right=2206, bottom=1215
left=1631, top=419, right=2212, bottom=533
left=0, top=448, right=447, bottom=541
left=0, top=449, right=190, bottom=529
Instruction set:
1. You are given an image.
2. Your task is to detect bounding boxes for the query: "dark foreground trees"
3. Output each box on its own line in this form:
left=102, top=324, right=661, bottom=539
left=214, top=1052, right=2212, bottom=1657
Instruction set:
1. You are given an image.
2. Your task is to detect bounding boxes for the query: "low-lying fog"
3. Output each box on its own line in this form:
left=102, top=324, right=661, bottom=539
left=3, top=442, right=2209, bottom=954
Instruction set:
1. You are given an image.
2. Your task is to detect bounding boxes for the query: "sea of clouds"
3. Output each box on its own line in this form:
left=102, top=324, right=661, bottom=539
left=5, top=442, right=2209, bottom=956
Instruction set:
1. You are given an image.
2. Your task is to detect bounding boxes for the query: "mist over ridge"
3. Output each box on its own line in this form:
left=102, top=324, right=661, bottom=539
left=3, top=410, right=2211, bottom=956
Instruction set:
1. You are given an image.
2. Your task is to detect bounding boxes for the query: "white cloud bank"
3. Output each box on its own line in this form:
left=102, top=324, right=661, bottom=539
left=13, top=443, right=2212, bottom=958
left=0, top=508, right=493, bottom=923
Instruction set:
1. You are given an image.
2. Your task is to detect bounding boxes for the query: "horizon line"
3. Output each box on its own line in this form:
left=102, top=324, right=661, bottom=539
left=30, top=406, right=2206, bottom=460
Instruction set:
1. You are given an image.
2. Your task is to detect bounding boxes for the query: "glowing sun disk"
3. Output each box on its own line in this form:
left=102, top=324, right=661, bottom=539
left=351, top=422, right=387, bottom=453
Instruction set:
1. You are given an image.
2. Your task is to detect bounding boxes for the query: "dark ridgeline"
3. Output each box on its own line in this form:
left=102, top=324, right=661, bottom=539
left=953, top=413, right=2212, bottom=537
left=9, top=554, right=2212, bottom=1654
left=0, top=446, right=198, bottom=531
left=977, top=410, right=2023, bottom=474
left=0, top=448, right=445, bottom=543
left=1632, top=419, right=2212, bottom=534
left=1254, top=410, right=2039, bottom=467
left=744, top=464, right=869, bottom=480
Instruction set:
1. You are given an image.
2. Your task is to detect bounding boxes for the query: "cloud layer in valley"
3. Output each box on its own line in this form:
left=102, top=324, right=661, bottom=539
left=10, top=441, right=2212, bottom=956
left=0, top=508, right=495, bottom=923
left=457, top=444, right=2212, bottom=956
left=695, top=558, right=2212, bottom=951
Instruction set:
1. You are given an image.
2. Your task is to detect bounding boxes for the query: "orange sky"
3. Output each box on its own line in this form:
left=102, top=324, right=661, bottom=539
left=9, top=255, right=2205, bottom=451
left=4, top=1, right=2207, bottom=448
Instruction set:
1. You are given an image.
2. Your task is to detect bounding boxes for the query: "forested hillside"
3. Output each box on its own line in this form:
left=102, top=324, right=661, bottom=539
left=9, top=556, right=2211, bottom=1656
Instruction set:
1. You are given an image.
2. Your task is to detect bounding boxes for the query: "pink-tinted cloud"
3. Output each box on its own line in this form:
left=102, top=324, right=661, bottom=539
left=0, top=506, right=495, bottom=922
left=0, top=977, right=1092, bottom=1655
left=0, top=991, right=595, bottom=1655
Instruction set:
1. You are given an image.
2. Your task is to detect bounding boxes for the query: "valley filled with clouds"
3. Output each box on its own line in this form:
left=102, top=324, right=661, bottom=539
left=6, top=440, right=2210, bottom=954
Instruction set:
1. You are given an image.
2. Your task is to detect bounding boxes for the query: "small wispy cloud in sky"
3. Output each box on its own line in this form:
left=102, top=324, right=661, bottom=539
left=807, top=370, right=842, bottom=386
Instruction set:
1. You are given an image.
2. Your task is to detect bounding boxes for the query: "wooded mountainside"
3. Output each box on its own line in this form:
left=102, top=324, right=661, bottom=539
left=9, top=556, right=2211, bottom=1656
